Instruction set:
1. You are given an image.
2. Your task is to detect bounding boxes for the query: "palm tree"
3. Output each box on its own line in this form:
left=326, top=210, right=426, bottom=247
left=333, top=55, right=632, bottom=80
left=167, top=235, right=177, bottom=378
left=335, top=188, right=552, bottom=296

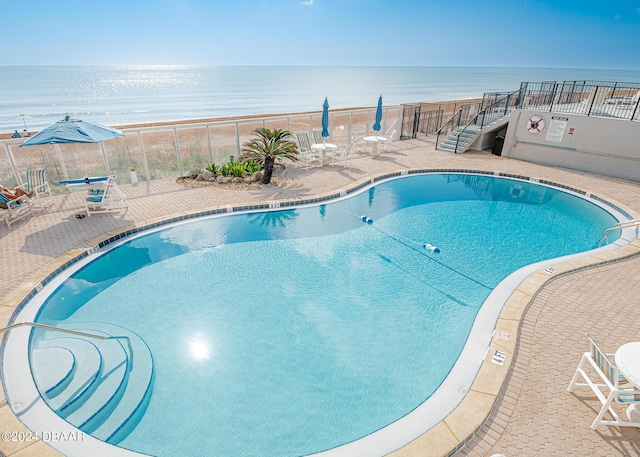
left=241, top=128, right=299, bottom=184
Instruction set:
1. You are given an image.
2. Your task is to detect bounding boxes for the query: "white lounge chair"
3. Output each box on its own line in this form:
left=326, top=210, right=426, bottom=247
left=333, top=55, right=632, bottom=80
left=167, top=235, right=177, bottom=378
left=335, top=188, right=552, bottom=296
left=295, top=132, right=323, bottom=170
left=0, top=185, right=32, bottom=228
left=605, top=90, right=640, bottom=106
left=84, top=176, right=127, bottom=217
left=24, top=168, right=53, bottom=208
left=568, top=334, right=640, bottom=429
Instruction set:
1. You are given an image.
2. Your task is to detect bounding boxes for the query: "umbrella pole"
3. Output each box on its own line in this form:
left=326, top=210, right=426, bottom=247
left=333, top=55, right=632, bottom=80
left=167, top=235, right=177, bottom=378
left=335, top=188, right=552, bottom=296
left=99, top=142, right=111, bottom=175
left=54, top=144, right=69, bottom=180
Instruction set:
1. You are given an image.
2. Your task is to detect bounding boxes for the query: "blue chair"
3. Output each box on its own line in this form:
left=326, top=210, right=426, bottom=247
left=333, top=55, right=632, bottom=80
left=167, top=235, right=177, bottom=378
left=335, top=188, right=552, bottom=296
left=0, top=187, right=32, bottom=228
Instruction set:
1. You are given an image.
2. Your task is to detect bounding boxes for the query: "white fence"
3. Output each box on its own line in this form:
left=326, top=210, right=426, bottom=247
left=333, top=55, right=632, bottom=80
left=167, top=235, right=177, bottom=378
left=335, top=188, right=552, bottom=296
left=1, top=105, right=402, bottom=194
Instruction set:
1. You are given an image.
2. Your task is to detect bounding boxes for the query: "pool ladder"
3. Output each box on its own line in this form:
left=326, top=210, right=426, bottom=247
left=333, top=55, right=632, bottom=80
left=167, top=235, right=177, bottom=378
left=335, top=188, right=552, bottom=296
left=596, top=219, right=640, bottom=247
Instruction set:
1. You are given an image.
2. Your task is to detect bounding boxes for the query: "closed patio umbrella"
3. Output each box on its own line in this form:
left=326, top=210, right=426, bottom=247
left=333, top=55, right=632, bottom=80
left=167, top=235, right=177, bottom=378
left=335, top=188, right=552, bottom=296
left=321, top=97, right=330, bottom=142
left=20, top=115, right=123, bottom=177
left=372, top=95, right=383, bottom=132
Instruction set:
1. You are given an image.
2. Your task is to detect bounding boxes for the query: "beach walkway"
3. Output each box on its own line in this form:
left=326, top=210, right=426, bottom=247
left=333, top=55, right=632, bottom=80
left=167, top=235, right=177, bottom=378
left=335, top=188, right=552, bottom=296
left=1, top=137, right=640, bottom=457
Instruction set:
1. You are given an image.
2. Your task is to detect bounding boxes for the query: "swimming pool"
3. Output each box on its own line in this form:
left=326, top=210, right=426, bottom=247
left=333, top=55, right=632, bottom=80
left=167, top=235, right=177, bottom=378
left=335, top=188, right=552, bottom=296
left=3, top=173, right=631, bottom=457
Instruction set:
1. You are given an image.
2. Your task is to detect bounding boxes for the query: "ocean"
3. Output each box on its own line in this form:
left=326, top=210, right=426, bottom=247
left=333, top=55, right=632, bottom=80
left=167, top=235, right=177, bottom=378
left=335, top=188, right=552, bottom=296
left=2, top=65, right=640, bottom=134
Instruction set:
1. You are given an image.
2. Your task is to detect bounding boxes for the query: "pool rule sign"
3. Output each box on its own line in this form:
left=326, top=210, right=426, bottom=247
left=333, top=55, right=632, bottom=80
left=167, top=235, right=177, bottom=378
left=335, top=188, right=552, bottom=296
left=545, top=116, right=568, bottom=142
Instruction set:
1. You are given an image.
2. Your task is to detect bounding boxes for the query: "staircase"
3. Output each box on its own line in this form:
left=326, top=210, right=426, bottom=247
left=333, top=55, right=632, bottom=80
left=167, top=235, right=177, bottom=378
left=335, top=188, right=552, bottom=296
left=31, top=322, right=154, bottom=445
left=438, top=126, right=481, bottom=153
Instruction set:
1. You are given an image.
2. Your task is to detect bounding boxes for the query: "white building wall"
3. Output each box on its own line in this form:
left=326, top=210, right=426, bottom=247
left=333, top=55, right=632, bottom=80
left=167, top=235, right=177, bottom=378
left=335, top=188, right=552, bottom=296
left=502, top=109, right=640, bottom=182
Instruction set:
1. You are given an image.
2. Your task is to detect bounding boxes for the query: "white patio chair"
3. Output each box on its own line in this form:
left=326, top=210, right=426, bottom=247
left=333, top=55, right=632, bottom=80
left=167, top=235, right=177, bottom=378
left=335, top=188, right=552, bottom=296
left=0, top=185, right=32, bottom=228
left=380, top=129, right=397, bottom=152
left=84, top=176, right=127, bottom=217
left=327, top=142, right=355, bottom=167
left=295, top=132, right=322, bottom=170
left=24, top=168, right=53, bottom=208
left=568, top=334, right=640, bottom=429
left=350, top=132, right=366, bottom=154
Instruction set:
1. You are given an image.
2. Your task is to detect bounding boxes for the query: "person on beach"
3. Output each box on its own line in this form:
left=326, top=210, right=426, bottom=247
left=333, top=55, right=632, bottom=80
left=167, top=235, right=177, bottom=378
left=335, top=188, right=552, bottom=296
left=11, top=130, right=20, bottom=138
left=22, top=129, right=29, bottom=137
left=0, top=185, right=34, bottom=201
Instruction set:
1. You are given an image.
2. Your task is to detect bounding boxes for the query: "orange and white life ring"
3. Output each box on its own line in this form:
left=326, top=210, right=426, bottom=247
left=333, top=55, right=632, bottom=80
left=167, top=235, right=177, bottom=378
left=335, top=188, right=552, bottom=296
left=527, top=115, right=545, bottom=133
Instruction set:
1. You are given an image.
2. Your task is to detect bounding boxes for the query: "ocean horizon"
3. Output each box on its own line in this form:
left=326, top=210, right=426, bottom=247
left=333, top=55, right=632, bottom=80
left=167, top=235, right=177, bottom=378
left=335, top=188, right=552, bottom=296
left=2, top=65, right=640, bottom=134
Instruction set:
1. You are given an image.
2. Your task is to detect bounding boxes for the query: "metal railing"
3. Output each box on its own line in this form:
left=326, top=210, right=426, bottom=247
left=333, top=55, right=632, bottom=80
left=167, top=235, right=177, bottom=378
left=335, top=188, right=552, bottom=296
left=596, top=219, right=640, bottom=246
left=0, top=322, right=134, bottom=368
left=517, top=81, right=640, bottom=121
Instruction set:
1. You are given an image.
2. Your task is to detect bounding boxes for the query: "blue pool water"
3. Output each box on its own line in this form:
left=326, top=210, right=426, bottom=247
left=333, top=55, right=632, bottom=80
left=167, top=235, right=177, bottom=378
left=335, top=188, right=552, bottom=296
left=29, top=174, right=619, bottom=457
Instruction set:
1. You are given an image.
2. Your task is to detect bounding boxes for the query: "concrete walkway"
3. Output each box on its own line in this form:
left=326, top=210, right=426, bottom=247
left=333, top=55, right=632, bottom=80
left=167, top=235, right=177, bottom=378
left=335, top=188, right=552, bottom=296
left=1, top=137, right=640, bottom=456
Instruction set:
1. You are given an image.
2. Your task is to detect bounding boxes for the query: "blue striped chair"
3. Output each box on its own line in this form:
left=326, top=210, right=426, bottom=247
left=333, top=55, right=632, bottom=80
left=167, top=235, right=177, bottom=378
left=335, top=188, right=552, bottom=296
left=568, top=334, right=640, bottom=429
left=0, top=187, right=32, bottom=228
left=24, top=168, right=53, bottom=208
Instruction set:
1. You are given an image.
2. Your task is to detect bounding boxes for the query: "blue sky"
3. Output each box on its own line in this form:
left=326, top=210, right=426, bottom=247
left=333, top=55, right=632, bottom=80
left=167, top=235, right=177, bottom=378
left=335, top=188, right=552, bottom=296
left=4, top=0, right=640, bottom=69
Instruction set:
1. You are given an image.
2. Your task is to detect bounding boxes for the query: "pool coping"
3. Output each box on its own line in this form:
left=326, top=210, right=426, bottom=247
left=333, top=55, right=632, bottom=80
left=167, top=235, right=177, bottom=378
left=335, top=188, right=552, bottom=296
left=2, top=168, right=639, bottom=457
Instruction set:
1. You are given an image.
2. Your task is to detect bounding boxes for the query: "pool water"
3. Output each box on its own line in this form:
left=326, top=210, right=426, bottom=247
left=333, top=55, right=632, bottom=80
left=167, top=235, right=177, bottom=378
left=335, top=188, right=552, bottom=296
left=29, top=174, right=619, bottom=456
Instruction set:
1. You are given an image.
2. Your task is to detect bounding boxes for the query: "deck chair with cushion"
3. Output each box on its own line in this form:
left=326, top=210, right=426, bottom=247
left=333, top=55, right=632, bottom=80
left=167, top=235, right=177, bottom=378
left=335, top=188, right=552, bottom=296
left=568, top=334, right=640, bottom=429
left=295, top=132, right=322, bottom=170
left=0, top=186, right=32, bottom=228
left=84, top=176, right=127, bottom=217
left=24, top=168, right=53, bottom=208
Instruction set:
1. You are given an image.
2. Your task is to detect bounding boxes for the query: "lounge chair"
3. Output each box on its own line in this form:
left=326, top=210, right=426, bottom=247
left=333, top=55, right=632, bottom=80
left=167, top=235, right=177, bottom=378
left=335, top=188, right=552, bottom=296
left=24, top=168, right=53, bottom=208
left=568, top=334, right=640, bottom=429
left=0, top=186, right=32, bottom=228
left=295, top=132, right=323, bottom=170
left=84, top=176, right=127, bottom=217
left=604, top=90, right=640, bottom=106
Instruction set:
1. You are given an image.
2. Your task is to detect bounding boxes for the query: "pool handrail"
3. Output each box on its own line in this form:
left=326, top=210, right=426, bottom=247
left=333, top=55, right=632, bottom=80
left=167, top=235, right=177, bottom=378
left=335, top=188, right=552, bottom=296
left=0, top=322, right=134, bottom=370
left=596, top=219, right=640, bottom=246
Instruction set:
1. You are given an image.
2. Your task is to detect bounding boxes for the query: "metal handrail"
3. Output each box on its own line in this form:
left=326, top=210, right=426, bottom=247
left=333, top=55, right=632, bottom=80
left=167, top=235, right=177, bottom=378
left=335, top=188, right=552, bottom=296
left=0, top=322, right=134, bottom=369
left=435, top=108, right=462, bottom=150
left=596, top=219, right=640, bottom=246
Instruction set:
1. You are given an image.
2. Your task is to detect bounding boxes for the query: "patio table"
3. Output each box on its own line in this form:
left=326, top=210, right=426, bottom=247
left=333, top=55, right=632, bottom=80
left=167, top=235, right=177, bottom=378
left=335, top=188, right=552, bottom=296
left=362, top=136, right=387, bottom=155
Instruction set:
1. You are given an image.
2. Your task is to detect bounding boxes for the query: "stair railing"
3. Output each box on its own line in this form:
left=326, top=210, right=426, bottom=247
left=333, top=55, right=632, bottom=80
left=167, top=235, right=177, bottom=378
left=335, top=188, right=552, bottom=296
left=435, top=108, right=462, bottom=150
left=454, top=110, right=485, bottom=153
left=0, top=322, right=134, bottom=369
left=595, top=219, right=640, bottom=247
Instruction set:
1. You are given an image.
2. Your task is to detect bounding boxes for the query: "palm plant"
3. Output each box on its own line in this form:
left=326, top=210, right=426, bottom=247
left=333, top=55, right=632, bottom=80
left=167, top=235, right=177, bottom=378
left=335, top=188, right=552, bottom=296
left=241, top=128, right=299, bottom=184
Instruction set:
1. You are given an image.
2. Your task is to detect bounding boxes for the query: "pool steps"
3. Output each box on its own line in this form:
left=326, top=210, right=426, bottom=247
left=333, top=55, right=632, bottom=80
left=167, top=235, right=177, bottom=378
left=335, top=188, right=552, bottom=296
left=31, top=346, right=76, bottom=398
left=35, top=338, right=102, bottom=413
left=31, top=322, right=154, bottom=444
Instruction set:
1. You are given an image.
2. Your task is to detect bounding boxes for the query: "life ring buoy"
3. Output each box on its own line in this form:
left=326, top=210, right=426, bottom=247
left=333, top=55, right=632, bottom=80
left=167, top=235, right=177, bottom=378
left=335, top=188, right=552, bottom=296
left=527, top=115, right=545, bottom=133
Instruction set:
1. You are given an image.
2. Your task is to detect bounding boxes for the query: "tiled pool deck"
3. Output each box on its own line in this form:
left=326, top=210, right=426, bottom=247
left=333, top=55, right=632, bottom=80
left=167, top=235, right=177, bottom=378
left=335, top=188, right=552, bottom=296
left=1, top=137, right=640, bottom=457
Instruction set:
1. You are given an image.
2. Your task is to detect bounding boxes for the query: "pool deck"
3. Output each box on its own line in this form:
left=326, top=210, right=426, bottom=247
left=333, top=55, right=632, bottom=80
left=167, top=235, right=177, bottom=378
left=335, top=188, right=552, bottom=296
left=1, top=136, right=640, bottom=457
